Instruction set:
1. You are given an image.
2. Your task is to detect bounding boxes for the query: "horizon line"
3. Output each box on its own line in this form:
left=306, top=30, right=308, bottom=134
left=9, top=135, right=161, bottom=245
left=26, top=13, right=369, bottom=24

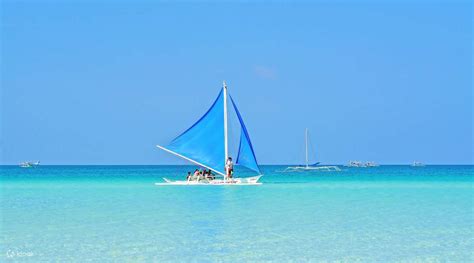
left=1, top=163, right=473, bottom=166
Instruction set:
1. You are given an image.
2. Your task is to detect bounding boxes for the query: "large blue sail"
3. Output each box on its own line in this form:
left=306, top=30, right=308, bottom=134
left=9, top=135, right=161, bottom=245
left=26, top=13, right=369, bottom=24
left=229, top=95, right=261, bottom=174
left=165, top=89, right=225, bottom=173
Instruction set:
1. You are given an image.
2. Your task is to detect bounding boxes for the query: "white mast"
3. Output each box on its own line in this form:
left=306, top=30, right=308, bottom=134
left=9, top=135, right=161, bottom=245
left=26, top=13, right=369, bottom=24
left=223, top=81, right=229, bottom=175
left=305, top=128, right=308, bottom=168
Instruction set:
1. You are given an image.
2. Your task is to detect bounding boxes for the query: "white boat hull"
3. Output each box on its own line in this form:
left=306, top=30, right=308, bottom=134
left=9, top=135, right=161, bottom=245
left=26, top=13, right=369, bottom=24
left=155, top=175, right=262, bottom=186
left=283, top=166, right=341, bottom=172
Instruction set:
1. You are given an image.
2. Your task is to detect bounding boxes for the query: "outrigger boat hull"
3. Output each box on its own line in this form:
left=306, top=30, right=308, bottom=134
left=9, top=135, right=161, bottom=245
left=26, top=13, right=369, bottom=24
left=284, top=166, right=341, bottom=172
left=155, top=175, right=262, bottom=186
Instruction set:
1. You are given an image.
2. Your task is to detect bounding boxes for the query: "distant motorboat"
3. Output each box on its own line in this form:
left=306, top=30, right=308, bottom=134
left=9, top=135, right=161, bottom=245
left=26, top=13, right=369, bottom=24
left=284, top=129, right=340, bottom=172
left=346, top=161, right=366, bottom=167
left=19, top=161, right=40, bottom=168
left=411, top=161, right=425, bottom=167
left=365, top=161, right=379, bottom=167
left=345, top=161, right=379, bottom=168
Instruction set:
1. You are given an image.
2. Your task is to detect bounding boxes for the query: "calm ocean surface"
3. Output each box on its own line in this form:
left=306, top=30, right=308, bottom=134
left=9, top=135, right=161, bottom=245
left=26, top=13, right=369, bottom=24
left=1, top=165, right=473, bottom=262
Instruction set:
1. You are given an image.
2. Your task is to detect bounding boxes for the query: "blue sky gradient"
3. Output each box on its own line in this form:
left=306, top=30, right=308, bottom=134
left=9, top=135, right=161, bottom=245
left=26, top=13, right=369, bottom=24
left=1, top=1, right=472, bottom=164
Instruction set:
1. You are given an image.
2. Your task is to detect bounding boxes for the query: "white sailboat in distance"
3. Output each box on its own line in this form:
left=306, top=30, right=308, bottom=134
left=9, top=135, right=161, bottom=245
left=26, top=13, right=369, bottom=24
left=19, top=161, right=40, bottom=168
left=284, top=129, right=340, bottom=172
left=155, top=81, right=262, bottom=185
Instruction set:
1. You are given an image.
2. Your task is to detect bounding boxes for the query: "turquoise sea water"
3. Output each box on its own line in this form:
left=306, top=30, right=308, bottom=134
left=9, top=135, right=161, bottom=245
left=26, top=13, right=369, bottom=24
left=1, top=165, right=473, bottom=262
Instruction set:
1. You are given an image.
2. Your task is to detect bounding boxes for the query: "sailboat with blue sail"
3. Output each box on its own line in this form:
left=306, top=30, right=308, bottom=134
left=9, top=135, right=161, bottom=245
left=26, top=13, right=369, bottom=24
left=155, top=81, right=263, bottom=185
left=283, top=129, right=340, bottom=172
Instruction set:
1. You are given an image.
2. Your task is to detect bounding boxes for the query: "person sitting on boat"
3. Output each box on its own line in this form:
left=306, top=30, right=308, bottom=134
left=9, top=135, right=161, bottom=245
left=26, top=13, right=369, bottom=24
left=186, top=172, right=191, bottom=181
left=205, top=169, right=212, bottom=181
left=198, top=171, right=204, bottom=182
left=225, top=157, right=234, bottom=179
left=204, top=169, right=214, bottom=180
left=200, top=170, right=206, bottom=181
left=191, top=169, right=200, bottom=181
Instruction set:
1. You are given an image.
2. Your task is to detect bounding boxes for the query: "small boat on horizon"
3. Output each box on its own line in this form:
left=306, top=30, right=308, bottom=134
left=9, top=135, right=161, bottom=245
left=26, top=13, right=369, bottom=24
left=155, top=81, right=262, bottom=185
left=411, top=161, right=425, bottom=167
left=19, top=161, right=40, bottom=168
left=346, top=161, right=366, bottom=167
left=345, top=161, right=379, bottom=168
left=284, top=129, right=340, bottom=172
left=365, top=161, right=379, bottom=167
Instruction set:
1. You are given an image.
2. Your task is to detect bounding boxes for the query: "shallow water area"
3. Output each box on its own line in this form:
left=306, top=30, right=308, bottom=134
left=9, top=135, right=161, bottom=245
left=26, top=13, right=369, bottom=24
left=1, top=165, right=473, bottom=262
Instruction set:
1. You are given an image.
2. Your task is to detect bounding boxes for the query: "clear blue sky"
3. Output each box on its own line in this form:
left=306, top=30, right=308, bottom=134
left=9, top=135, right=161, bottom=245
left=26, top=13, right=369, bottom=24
left=1, top=1, right=472, bottom=165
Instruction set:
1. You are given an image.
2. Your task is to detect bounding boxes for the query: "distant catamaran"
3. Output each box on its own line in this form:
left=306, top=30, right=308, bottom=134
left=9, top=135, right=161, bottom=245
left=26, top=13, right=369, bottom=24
left=284, top=129, right=340, bottom=172
left=155, top=81, right=262, bottom=185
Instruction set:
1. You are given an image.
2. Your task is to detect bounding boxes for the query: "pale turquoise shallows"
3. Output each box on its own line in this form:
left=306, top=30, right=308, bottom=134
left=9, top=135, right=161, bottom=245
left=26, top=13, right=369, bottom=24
left=1, top=165, right=473, bottom=262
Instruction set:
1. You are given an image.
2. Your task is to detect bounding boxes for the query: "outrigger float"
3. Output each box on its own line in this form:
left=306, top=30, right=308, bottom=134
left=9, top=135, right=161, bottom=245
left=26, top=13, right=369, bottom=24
left=155, top=81, right=263, bottom=186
